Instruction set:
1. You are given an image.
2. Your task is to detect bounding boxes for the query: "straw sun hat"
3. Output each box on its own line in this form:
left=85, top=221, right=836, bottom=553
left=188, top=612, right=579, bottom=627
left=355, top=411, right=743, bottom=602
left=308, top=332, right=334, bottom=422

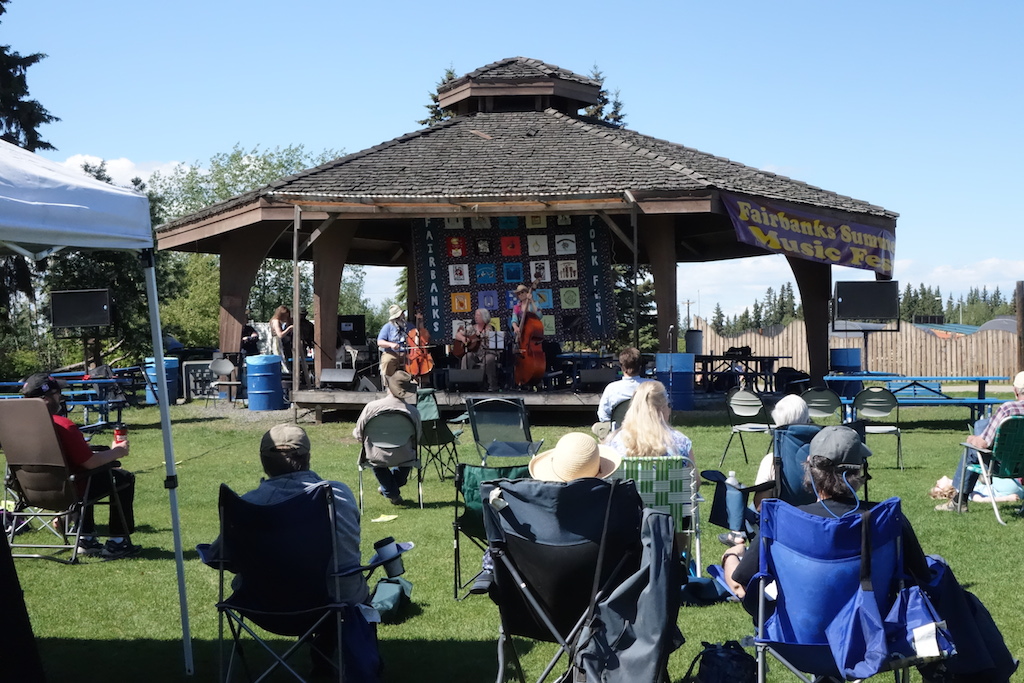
left=529, top=432, right=622, bottom=482
left=388, top=304, right=404, bottom=321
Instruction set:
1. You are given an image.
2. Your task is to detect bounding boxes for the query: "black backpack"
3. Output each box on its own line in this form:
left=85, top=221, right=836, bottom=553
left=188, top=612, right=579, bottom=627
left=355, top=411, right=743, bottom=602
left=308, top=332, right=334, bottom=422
left=683, top=640, right=756, bottom=683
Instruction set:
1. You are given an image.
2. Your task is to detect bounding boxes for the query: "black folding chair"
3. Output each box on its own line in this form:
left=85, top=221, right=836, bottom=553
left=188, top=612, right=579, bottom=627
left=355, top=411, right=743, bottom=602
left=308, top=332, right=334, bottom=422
left=465, top=396, right=543, bottom=465
left=198, top=482, right=402, bottom=682
left=481, top=477, right=682, bottom=683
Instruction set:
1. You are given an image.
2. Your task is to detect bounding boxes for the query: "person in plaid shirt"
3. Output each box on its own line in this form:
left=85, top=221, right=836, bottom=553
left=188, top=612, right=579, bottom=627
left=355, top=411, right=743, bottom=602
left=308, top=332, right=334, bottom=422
left=937, top=371, right=1024, bottom=512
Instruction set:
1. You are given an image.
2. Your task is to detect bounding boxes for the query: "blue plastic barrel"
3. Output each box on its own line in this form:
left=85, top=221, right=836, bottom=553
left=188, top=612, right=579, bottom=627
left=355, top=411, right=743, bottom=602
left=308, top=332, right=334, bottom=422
left=829, top=348, right=862, bottom=373
left=247, top=355, right=285, bottom=411
left=654, top=353, right=695, bottom=410
left=144, top=356, right=180, bottom=405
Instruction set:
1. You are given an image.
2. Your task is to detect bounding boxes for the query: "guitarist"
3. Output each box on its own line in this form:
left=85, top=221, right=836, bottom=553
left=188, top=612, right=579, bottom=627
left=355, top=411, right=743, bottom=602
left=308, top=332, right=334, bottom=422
left=455, top=308, right=500, bottom=391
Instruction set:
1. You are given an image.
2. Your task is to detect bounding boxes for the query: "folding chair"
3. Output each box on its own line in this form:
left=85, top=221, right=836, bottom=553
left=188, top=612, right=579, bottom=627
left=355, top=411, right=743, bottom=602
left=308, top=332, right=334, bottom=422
left=209, top=358, right=244, bottom=406
left=465, top=397, right=544, bottom=464
left=357, top=411, right=422, bottom=512
left=199, top=482, right=394, bottom=683
left=720, top=388, right=774, bottom=466
left=611, top=455, right=701, bottom=576
left=609, top=397, right=631, bottom=432
left=417, top=388, right=461, bottom=481
left=481, top=477, right=681, bottom=683
left=801, top=387, right=843, bottom=422
left=0, top=398, right=132, bottom=564
left=957, top=415, right=1024, bottom=525
left=452, top=462, right=530, bottom=600
left=853, top=387, right=902, bottom=469
left=754, top=497, right=908, bottom=683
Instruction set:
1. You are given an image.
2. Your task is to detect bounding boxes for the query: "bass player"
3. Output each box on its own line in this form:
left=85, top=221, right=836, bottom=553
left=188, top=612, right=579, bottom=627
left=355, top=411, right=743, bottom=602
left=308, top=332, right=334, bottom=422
left=455, top=308, right=500, bottom=391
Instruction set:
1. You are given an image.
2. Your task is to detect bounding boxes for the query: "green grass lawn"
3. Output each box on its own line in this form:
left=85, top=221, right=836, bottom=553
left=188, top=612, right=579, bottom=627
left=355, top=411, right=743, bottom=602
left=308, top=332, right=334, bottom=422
left=11, top=398, right=1023, bottom=681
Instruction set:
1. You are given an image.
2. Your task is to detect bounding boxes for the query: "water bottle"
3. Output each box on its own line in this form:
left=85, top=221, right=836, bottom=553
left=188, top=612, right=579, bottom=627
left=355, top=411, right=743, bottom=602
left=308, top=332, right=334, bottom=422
left=725, top=470, right=740, bottom=488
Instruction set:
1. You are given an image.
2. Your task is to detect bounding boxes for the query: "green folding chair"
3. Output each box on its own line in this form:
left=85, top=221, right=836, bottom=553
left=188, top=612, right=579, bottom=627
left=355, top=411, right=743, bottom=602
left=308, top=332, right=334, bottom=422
left=452, top=462, right=529, bottom=599
left=963, top=416, right=1024, bottom=525
left=611, top=455, right=701, bottom=576
left=417, top=388, right=462, bottom=480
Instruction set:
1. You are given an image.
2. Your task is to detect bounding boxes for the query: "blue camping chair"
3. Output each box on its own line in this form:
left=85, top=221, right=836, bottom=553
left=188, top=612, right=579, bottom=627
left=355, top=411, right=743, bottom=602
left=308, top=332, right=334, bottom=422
left=481, top=477, right=682, bottom=683
left=753, top=497, right=906, bottom=682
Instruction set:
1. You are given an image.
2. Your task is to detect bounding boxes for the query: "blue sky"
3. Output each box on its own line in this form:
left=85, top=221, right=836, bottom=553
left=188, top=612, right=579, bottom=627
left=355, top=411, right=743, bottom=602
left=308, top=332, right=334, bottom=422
left=5, top=0, right=1022, bottom=320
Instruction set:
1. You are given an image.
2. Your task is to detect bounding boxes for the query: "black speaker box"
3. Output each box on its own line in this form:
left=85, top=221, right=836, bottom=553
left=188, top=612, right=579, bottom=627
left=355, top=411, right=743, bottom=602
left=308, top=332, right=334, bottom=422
left=51, top=289, right=111, bottom=328
left=834, top=281, right=899, bottom=321
left=320, top=368, right=356, bottom=388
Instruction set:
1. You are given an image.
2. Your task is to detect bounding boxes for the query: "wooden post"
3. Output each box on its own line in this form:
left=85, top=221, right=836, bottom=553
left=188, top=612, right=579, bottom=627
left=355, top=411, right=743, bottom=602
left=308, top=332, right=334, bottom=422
left=1017, top=280, right=1023, bottom=372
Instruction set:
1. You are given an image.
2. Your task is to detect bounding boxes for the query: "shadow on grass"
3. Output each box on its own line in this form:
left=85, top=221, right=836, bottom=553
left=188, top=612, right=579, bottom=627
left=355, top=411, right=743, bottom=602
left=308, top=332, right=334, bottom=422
left=129, top=415, right=233, bottom=429
left=34, top=635, right=514, bottom=682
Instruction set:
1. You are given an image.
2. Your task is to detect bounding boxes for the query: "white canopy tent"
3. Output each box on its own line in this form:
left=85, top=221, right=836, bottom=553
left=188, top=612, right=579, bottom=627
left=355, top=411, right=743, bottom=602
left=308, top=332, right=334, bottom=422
left=0, top=139, right=193, bottom=674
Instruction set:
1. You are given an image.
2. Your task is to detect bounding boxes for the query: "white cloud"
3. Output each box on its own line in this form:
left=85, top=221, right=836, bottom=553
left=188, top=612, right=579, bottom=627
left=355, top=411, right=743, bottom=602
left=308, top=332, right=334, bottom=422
left=58, top=154, right=183, bottom=186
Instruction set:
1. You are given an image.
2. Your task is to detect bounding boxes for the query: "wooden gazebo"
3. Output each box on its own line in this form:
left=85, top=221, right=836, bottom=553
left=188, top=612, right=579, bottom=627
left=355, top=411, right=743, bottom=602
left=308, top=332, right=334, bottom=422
left=156, top=56, right=898, bottom=386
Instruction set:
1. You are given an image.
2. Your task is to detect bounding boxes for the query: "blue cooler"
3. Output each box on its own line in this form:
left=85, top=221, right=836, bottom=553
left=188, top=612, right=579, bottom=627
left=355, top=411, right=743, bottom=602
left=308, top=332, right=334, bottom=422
left=655, top=353, right=695, bottom=411
left=247, top=355, right=285, bottom=411
left=145, top=356, right=180, bottom=405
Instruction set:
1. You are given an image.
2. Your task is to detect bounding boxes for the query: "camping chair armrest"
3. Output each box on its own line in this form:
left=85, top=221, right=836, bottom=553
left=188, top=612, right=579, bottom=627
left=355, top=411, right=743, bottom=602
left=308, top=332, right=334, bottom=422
left=69, top=459, right=122, bottom=484
left=448, top=412, right=469, bottom=424
left=195, top=543, right=235, bottom=572
left=336, top=539, right=415, bottom=577
left=960, top=442, right=992, bottom=455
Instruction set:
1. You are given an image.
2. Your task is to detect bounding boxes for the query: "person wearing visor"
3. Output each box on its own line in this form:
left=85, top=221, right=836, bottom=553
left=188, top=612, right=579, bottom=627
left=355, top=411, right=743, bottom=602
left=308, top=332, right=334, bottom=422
left=21, top=372, right=138, bottom=559
left=728, top=425, right=928, bottom=605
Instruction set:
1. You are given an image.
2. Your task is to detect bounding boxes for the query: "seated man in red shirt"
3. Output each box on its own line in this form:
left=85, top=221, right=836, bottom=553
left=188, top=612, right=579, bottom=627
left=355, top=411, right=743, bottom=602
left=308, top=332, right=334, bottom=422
left=21, top=373, right=139, bottom=559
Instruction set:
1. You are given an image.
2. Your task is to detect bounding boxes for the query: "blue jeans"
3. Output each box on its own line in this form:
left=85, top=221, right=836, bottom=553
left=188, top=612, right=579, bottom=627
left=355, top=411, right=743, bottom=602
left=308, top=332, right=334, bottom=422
left=373, top=466, right=411, bottom=499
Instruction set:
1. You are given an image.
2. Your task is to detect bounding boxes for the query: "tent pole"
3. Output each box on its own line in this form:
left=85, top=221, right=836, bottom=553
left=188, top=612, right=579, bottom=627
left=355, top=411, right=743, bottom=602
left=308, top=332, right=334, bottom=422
left=141, top=248, right=194, bottom=675
left=292, top=206, right=302, bottom=416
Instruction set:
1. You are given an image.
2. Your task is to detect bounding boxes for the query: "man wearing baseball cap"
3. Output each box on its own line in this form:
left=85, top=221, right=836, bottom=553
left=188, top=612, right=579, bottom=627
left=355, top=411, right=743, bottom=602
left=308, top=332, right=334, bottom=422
left=208, top=423, right=366, bottom=604
left=353, top=370, right=422, bottom=505
left=21, top=372, right=139, bottom=559
left=728, top=425, right=928, bottom=607
left=205, top=423, right=368, bottom=677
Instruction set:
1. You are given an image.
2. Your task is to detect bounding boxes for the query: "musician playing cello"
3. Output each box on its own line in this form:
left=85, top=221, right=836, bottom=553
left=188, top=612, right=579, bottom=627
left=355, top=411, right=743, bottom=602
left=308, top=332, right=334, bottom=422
left=455, top=308, right=500, bottom=391
left=510, top=281, right=546, bottom=388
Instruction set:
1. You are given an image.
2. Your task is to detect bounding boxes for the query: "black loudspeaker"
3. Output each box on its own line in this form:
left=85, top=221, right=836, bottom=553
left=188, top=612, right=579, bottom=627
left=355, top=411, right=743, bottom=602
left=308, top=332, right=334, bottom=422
left=577, top=368, right=617, bottom=391
left=338, top=315, right=367, bottom=344
left=447, top=368, right=485, bottom=391
left=320, top=368, right=356, bottom=388
left=51, top=289, right=111, bottom=328
left=834, top=281, right=900, bottom=321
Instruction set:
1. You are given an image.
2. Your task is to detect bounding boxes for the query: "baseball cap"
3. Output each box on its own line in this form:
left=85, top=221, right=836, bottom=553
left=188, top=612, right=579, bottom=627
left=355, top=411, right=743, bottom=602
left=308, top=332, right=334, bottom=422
left=21, top=373, right=63, bottom=398
left=810, top=425, right=871, bottom=469
left=260, top=423, right=311, bottom=456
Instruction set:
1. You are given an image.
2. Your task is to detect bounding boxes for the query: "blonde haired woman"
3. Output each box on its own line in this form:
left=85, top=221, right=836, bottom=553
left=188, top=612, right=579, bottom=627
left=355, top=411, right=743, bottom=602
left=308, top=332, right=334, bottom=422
left=608, top=381, right=693, bottom=459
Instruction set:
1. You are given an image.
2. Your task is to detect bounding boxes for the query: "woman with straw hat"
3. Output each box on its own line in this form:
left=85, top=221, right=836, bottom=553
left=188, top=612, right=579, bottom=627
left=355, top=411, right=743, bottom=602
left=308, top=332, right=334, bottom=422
left=529, top=432, right=622, bottom=482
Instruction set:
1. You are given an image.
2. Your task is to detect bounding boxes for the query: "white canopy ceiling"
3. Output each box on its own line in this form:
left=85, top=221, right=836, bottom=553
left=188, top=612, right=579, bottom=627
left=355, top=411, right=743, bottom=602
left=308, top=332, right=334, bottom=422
left=0, top=139, right=152, bottom=258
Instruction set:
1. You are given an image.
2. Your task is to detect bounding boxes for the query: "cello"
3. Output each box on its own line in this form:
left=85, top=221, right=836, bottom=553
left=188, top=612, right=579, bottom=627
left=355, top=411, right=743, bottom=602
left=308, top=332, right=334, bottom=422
left=513, top=280, right=546, bottom=387
left=405, top=309, right=434, bottom=380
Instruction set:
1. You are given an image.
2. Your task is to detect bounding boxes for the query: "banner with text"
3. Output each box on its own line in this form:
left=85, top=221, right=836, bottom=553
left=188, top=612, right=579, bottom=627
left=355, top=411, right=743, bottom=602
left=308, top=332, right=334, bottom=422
left=722, top=192, right=895, bottom=276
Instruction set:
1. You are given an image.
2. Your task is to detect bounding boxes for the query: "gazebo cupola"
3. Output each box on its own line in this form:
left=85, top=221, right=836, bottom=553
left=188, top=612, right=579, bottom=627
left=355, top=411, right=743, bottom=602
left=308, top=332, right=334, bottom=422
left=437, top=56, right=602, bottom=116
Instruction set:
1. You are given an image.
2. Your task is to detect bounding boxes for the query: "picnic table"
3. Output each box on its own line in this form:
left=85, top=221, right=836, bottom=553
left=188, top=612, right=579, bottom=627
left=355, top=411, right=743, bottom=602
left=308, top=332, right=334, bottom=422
left=824, top=373, right=1008, bottom=421
left=696, top=354, right=792, bottom=393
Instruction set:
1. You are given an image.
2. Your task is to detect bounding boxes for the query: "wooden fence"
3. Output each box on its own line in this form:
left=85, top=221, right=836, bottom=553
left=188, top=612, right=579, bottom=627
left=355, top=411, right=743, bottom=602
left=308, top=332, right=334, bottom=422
left=691, top=318, right=1020, bottom=378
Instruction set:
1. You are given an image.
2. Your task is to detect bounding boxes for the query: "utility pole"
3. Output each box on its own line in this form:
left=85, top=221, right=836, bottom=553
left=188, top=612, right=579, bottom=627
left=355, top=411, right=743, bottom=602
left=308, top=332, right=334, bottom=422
left=681, top=299, right=695, bottom=330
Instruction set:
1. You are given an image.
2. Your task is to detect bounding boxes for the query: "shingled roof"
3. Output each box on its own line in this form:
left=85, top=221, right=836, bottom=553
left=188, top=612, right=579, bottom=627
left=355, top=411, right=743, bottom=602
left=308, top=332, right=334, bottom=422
left=438, top=56, right=602, bottom=92
left=261, top=108, right=894, bottom=217
left=157, top=56, right=896, bottom=235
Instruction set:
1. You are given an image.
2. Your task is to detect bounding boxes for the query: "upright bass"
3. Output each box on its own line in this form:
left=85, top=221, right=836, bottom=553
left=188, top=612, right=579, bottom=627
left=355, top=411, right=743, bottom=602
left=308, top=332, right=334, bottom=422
left=405, top=309, right=434, bottom=380
left=513, top=280, right=546, bottom=387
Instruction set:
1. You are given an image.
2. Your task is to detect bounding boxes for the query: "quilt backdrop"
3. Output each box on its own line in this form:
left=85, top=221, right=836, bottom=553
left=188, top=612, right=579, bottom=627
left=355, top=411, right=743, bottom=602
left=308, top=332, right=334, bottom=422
left=412, top=214, right=617, bottom=345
